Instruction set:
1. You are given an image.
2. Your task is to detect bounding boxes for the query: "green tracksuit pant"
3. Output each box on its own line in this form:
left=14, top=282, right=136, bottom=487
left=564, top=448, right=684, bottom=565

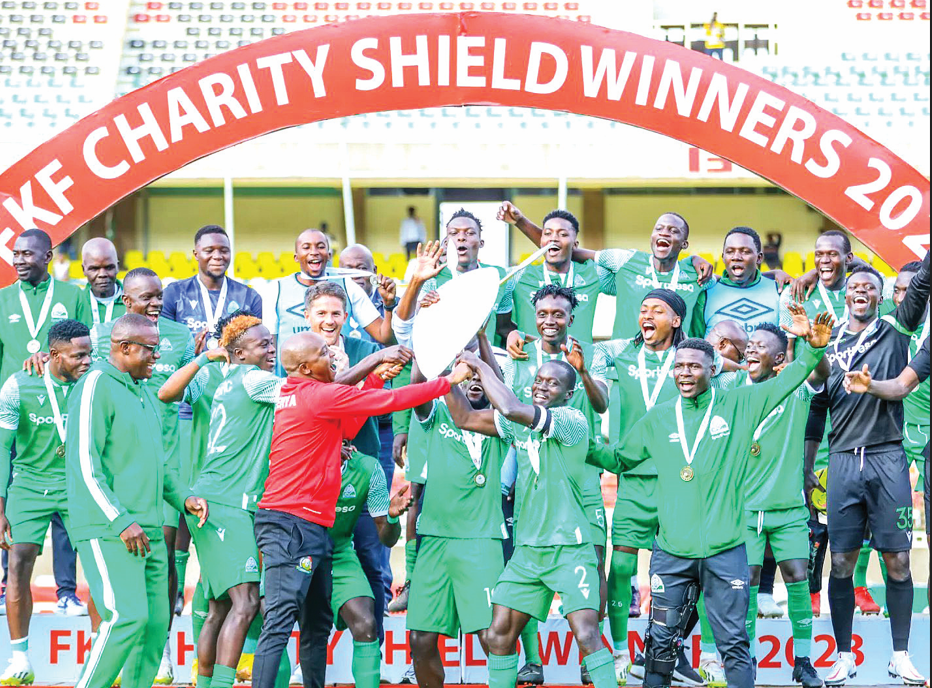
left=75, top=534, right=170, bottom=688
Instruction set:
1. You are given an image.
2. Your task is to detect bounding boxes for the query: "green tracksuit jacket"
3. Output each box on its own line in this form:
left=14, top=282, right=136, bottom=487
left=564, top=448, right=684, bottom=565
left=588, top=342, right=825, bottom=559
left=64, top=360, right=190, bottom=541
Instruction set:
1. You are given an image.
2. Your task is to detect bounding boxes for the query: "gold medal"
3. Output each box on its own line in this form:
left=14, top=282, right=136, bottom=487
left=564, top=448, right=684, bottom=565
left=474, top=473, right=486, bottom=488
left=56, top=444, right=65, bottom=458
left=680, top=466, right=694, bottom=482
left=750, top=442, right=761, bottom=457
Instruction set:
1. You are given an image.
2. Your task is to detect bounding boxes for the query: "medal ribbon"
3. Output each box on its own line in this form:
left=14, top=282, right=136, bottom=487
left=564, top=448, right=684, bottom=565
left=649, top=260, right=680, bottom=291
left=43, top=369, right=67, bottom=445
left=832, top=319, right=880, bottom=372
left=198, top=276, right=228, bottom=334
left=542, top=262, right=574, bottom=289
left=675, top=388, right=716, bottom=466
left=18, top=279, right=55, bottom=343
left=439, top=398, right=483, bottom=471
left=638, top=345, right=675, bottom=411
left=746, top=375, right=781, bottom=441
left=90, top=285, right=121, bottom=325
left=818, top=281, right=849, bottom=326
left=909, top=313, right=930, bottom=363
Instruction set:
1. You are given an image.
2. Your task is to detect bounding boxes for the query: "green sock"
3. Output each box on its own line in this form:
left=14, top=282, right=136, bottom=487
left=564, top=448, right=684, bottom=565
left=175, top=549, right=190, bottom=598
left=879, top=555, right=888, bottom=585
left=854, top=545, right=871, bottom=588
left=405, top=539, right=417, bottom=578
left=787, top=580, right=813, bottom=657
left=608, top=551, right=637, bottom=653
left=198, top=674, right=212, bottom=688
left=746, top=585, right=759, bottom=659
left=583, top=648, right=616, bottom=688
left=521, top=621, right=541, bottom=664
left=192, top=579, right=208, bottom=653
left=352, top=640, right=381, bottom=688
left=488, top=653, right=519, bottom=688
left=698, top=594, right=716, bottom=654
left=242, top=612, right=262, bottom=654
left=274, top=650, right=291, bottom=688
left=211, top=664, right=236, bottom=688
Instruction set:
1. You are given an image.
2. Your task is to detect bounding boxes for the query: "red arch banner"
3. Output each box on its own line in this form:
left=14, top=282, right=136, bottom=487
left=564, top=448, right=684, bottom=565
left=0, top=12, right=928, bottom=285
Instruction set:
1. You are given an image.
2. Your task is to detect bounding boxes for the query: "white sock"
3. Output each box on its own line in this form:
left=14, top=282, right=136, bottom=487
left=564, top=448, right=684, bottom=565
left=700, top=651, right=718, bottom=662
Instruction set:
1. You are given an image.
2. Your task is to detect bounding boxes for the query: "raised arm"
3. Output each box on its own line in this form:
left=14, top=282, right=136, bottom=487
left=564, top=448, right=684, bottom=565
left=476, top=328, right=505, bottom=382
left=158, top=349, right=229, bottom=403
left=498, top=201, right=596, bottom=263
left=563, top=338, right=609, bottom=414
left=394, top=241, right=444, bottom=322
left=586, top=416, right=651, bottom=474
left=466, top=352, right=535, bottom=426
left=842, top=336, right=928, bottom=401
left=891, top=250, right=930, bottom=333
left=445, top=383, right=499, bottom=436
left=335, top=345, right=412, bottom=387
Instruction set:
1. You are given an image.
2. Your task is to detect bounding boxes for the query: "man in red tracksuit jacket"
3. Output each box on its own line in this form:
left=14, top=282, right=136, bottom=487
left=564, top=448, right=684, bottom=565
left=253, top=332, right=471, bottom=688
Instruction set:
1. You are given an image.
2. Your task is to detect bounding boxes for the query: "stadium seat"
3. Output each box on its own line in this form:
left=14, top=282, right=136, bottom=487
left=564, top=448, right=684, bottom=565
left=782, top=252, right=804, bottom=278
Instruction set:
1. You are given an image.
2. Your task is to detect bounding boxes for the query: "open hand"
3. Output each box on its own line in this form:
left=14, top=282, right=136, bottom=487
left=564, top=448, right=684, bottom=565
left=781, top=301, right=812, bottom=340
left=561, top=338, right=586, bottom=374
left=497, top=201, right=524, bottom=225
left=411, top=241, right=445, bottom=283
left=22, top=351, right=50, bottom=376
left=120, top=523, right=151, bottom=557
left=844, top=363, right=872, bottom=395
left=806, top=311, right=835, bottom=349
left=419, top=291, right=441, bottom=310
left=389, top=484, right=414, bottom=518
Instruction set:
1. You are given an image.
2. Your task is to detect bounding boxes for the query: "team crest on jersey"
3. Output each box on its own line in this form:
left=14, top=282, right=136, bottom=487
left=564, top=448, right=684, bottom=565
left=651, top=574, right=665, bottom=593
left=245, top=557, right=259, bottom=573
left=50, top=303, right=68, bottom=321
left=8, top=314, right=20, bottom=324
left=160, top=337, right=173, bottom=351
left=228, top=301, right=240, bottom=313
left=37, top=394, right=46, bottom=406
left=297, top=556, right=314, bottom=574
left=710, top=416, right=730, bottom=440
left=342, top=484, right=357, bottom=500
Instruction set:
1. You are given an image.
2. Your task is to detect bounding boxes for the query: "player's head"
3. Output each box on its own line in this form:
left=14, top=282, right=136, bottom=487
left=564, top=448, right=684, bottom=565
left=706, top=319, right=748, bottom=364
left=650, top=212, right=689, bottom=263
left=746, top=322, right=789, bottom=383
left=636, top=289, right=686, bottom=349
left=533, top=284, right=577, bottom=345
left=122, top=268, right=163, bottom=322
left=846, top=265, right=884, bottom=322
left=339, top=244, right=376, bottom=295
left=463, top=375, right=488, bottom=409
left=893, top=260, right=923, bottom=308
left=814, top=230, right=853, bottom=289
left=281, top=331, right=337, bottom=383
left=295, top=228, right=331, bottom=279
left=12, top=229, right=53, bottom=284
left=674, top=338, right=716, bottom=399
left=304, top=281, right=347, bottom=347
left=445, top=209, right=483, bottom=270
left=531, top=359, right=577, bottom=408
left=193, top=225, right=231, bottom=280
left=722, top=227, right=763, bottom=285
left=81, top=237, right=120, bottom=298
left=109, top=313, right=161, bottom=381
left=47, top=319, right=92, bottom=382
left=541, top=209, right=579, bottom=267
left=216, top=310, right=276, bottom=371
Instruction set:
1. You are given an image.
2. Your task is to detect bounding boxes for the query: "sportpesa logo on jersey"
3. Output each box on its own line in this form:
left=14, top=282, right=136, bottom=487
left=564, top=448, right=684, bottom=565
left=152, top=363, right=177, bottom=374
left=827, top=337, right=879, bottom=368
left=626, top=365, right=672, bottom=380
left=439, top=422, right=470, bottom=444
left=635, top=275, right=696, bottom=293
left=29, top=412, right=69, bottom=426
left=184, top=300, right=243, bottom=332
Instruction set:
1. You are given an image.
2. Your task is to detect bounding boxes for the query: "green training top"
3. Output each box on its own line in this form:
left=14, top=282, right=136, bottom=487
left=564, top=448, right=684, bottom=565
left=185, top=364, right=283, bottom=512
left=0, top=370, right=74, bottom=498
left=714, top=369, right=820, bottom=512
left=494, top=405, right=590, bottom=547
left=83, top=281, right=126, bottom=326
left=0, top=276, right=91, bottom=385
left=186, top=363, right=225, bottom=487
left=329, top=450, right=390, bottom=551
left=417, top=398, right=508, bottom=540
left=506, top=260, right=607, bottom=343
left=65, top=360, right=189, bottom=541
left=423, top=264, right=512, bottom=346
left=596, top=249, right=709, bottom=339
left=588, top=342, right=825, bottom=559
left=905, top=315, right=930, bottom=428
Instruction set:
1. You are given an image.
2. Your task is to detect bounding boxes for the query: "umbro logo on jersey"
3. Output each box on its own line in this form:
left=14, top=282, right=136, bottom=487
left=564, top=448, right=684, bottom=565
left=160, top=337, right=173, bottom=351
left=710, top=416, right=730, bottom=440
left=245, top=557, right=259, bottom=573
left=714, top=298, right=773, bottom=327
left=51, top=303, right=68, bottom=321
left=668, top=433, right=680, bottom=443
left=37, top=394, right=46, bottom=406
left=8, top=314, right=20, bottom=323
left=342, top=484, right=357, bottom=500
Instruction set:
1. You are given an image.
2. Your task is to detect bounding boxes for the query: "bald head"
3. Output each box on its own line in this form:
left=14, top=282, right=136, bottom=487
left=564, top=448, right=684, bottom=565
left=339, top=244, right=376, bottom=294
left=109, top=313, right=161, bottom=380
left=110, top=313, right=157, bottom=343
left=706, top=319, right=749, bottom=363
left=295, top=229, right=330, bottom=253
left=82, top=238, right=120, bottom=298
left=281, top=332, right=335, bottom=382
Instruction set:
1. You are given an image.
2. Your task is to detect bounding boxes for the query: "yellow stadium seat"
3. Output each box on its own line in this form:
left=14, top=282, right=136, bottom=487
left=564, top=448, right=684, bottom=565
left=234, top=252, right=254, bottom=267
left=872, top=256, right=897, bottom=277
left=124, top=250, right=145, bottom=269
left=699, top=253, right=717, bottom=270
left=854, top=251, right=871, bottom=266
left=331, top=254, right=339, bottom=268
left=279, top=252, right=294, bottom=269
left=782, top=252, right=804, bottom=278
left=259, top=262, right=285, bottom=279
left=804, top=252, right=816, bottom=274
left=715, top=258, right=727, bottom=275
left=147, top=250, right=167, bottom=264
left=236, top=262, right=259, bottom=280
left=69, top=260, right=84, bottom=280
left=256, top=251, right=276, bottom=266
left=117, top=270, right=128, bottom=282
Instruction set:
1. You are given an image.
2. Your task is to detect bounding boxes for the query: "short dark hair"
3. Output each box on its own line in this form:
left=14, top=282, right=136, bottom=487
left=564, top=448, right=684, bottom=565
left=659, top=211, right=690, bottom=237
left=541, top=359, right=577, bottom=392
left=124, top=267, right=160, bottom=285
left=900, top=260, right=923, bottom=274
left=19, top=228, right=52, bottom=253
left=819, top=229, right=852, bottom=255
left=532, top=284, right=579, bottom=312
left=543, top=209, right=580, bottom=234
left=754, top=322, right=789, bottom=353
left=725, top=226, right=762, bottom=254
left=194, top=225, right=228, bottom=246
left=305, top=281, right=348, bottom=311
left=677, top=337, right=715, bottom=362
left=48, top=319, right=90, bottom=348
left=447, top=208, right=482, bottom=233
left=849, top=264, right=884, bottom=288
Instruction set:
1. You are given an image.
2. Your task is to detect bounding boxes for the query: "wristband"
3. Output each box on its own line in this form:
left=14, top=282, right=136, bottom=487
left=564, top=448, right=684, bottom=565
left=194, top=352, right=211, bottom=368
left=387, top=514, right=400, bottom=524
left=384, top=301, right=396, bottom=311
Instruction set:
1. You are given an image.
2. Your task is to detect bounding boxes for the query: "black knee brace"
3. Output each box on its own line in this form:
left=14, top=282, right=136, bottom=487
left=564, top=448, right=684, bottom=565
left=808, top=519, right=828, bottom=594
left=644, top=582, right=700, bottom=680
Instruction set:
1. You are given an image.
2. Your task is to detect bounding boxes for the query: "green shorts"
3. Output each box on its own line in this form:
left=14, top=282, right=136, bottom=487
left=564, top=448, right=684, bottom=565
left=904, top=422, right=929, bottom=492
left=492, top=544, right=599, bottom=622
left=187, top=504, right=260, bottom=600
left=611, top=474, right=658, bottom=550
left=6, top=483, right=68, bottom=551
left=582, top=473, right=606, bottom=547
left=408, top=536, right=504, bottom=636
left=745, top=505, right=810, bottom=567
left=331, top=545, right=373, bottom=631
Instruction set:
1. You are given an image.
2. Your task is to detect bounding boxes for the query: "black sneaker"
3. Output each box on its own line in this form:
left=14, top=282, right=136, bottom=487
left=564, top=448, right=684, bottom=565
left=628, top=653, right=646, bottom=680
left=630, top=585, right=642, bottom=617
left=581, top=663, right=592, bottom=685
left=516, top=662, right=544, bottom=685
left=793, top=656, right=825, bottom=688
left=673, top=648, right=705, bottom=687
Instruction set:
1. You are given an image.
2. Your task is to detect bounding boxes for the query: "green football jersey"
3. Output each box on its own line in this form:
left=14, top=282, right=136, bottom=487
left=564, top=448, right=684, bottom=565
left=594, top=339, right=680, bottom=478
left=186, top=364, right=282, bottom=511
left=423, top=264, right=512, bottom=346
left=83, top=281, right=126, bottom=326
left=417, top=399, right=508, bottom=540
left=329, top=451, right=390, bottom=551
left=714, top=369, right=819, bottom=512
left=508, top=261, right=606, bottom=343
left=186, top=363, right=225, bottom=487
left=494, top=405, right=590, bottom=547
left=904, top=315, right=930, bottom=427
left=596, top=249, right=708, bottom=339
left=0, top=370, right=74, bottom=497
left=0, top=277, right=91, bottom=385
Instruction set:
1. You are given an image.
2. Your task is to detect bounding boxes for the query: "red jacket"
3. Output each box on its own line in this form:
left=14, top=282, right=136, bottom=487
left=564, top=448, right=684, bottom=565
left=259, top=373, right=451, bottom=527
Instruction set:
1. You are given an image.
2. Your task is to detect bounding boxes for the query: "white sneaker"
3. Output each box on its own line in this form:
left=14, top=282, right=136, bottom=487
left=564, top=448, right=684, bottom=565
left=757, top=592, right=784, bottom=618
left=399, top=665, right=417, bottom=684
left=698, top=654, right=726, bottom=688
left=825, top=652, right=857, bottom=686
left=0, top=654, right=35, bottom=686
left=153, top=650, right=173, bottom=685
left=289, top=664, right=303, bottom=686
left=613, top=650, right=629, bottom=686
left=56, top=595, right=88, bottom=617
left=888, top=651, right=926, bottom=685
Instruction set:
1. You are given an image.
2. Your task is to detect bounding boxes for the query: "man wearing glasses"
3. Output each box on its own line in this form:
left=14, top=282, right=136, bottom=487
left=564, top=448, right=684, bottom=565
left=88, top=268, right=196, bottom=684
